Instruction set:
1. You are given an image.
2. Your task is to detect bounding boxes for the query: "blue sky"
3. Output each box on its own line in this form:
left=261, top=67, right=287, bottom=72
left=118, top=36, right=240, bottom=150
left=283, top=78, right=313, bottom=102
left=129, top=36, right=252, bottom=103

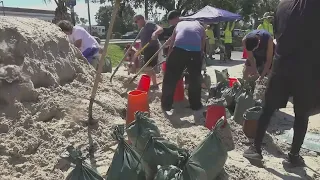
left=4, top=0, right=164, bottom=25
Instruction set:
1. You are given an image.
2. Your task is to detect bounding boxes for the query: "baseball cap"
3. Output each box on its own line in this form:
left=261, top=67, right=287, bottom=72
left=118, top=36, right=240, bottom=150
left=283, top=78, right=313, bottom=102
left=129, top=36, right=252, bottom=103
left=167, top=10, right=180, bottom=20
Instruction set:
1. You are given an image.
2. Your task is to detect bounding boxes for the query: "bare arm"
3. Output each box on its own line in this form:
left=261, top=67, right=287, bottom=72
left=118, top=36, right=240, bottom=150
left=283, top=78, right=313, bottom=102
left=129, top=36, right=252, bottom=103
left=167, top=29, right=176, bottom=56
left=131, top=46, right=138, bottom=52
left=74, top=39, right=82, bottom=49
left=242, top=37, right=257, bottom=69
left=154, top=24, right=164, bottom=35
left=260, top=37, right=274, bottom=77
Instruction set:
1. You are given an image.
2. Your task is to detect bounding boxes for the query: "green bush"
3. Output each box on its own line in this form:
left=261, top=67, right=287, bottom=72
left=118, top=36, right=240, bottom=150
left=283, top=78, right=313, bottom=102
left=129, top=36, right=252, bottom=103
left=107, top=44, right=124, bottom=67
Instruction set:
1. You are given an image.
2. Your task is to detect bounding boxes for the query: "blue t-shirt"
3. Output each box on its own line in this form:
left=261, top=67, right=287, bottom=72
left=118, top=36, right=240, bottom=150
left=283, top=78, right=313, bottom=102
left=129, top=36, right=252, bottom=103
left=246, top=30, right=273, bottom=66
left=140, top=20, right=159, bottom=48
left=174, top=21, right=204, bottom=52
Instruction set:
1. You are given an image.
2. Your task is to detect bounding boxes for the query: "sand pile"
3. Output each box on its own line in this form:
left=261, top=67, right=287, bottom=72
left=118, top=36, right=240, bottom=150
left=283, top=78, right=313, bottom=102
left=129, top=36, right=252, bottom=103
left=1, top=17, right=319, bottom=180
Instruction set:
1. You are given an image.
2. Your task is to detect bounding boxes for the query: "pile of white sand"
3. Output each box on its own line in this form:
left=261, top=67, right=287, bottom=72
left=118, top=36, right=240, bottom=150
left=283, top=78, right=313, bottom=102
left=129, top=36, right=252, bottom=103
left=0, top=17, right=319, bottom=180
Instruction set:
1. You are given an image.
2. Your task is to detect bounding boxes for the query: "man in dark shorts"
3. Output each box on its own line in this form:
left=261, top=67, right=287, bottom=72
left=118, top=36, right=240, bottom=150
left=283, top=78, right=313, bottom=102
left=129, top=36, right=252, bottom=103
left=242, top=29, right=274, bottom=80
left=161, top=10, right=206, bottom=123
left=133, top=15, right=163, bottom=89
left=243, top=0, right=320, bottom=167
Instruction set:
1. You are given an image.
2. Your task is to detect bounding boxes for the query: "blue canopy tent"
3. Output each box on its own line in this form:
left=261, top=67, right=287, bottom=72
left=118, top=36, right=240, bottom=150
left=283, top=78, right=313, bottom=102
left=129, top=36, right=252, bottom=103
left=181, top=5, right=242, bottom=23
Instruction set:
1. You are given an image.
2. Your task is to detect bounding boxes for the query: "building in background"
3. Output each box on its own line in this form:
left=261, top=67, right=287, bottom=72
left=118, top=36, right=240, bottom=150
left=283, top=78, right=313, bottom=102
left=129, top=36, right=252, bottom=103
left=0, top=7, right=55, bottom=22
left=80, top=25, right=105, bottom=37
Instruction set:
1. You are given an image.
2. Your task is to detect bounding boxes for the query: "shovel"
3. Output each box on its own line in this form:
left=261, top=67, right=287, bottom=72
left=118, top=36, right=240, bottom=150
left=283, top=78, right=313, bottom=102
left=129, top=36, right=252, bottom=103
left=128, top=38, right=171, bottom=84
left=88, top=0, right=121, bottom=122
left=110, top=27, right=144, bottom=82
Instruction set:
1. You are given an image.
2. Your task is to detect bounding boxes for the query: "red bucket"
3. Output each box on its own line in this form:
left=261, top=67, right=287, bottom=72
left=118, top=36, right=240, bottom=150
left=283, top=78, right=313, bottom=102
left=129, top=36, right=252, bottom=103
left=126, top=90, right=149, bottom=124
left=228, top=78, right=238, bottom=87
left=242, top=48, right=248, bottom=59
left=137, top=74, right=151, bottom=92
left=162, top=62, right=167, bottom=72
left=205, top=105, right=226, bottom=130
left=173, top=79, right=184, bottom=102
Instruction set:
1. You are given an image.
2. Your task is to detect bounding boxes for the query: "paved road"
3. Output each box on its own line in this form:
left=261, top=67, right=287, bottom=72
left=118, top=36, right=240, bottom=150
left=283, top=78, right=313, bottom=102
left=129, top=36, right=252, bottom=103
left=101, top=39, right=140, bottom=44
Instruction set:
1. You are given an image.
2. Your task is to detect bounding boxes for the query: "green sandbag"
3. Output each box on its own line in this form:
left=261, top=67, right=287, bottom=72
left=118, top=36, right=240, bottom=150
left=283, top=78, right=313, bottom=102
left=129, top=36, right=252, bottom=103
left=253, top=77, right=268, bottom=102
left=215, top=81, right=229, bottom=98
left=91, top=56, right=112, bottom=73
left=181, top=119, right=228, bottom=180
left=141, top=136, right=188, bottom=179
left=64, top=146, right=103, bottom=180
left=106, top=125, right=147, bottom=180
left=103, top=56, right=112, bottom=73
left=206, top=97, right=227, bottom=107
left=202, top=73, right=211, bottom=89
left=243, top=106, right=263, bottom=121
left=233, top=90, right=255, bottom=124
left=154, top=165, right=183, bottom=180
left=221, top=83, right=241, bottom=111
left=215, top=69, right=229, bottom=83
left=127, top=112, right=161, bottom=152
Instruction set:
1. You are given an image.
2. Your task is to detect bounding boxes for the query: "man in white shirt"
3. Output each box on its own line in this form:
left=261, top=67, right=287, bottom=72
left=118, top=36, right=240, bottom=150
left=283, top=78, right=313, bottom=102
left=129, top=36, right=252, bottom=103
left=57, top=20, right=100, bottom=64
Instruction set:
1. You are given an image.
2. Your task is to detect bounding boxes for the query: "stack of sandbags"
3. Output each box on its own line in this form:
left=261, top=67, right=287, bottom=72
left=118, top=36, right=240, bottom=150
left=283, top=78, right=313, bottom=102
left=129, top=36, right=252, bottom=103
left=126, top=112, right=188, bottom=179
left=154, top=118, right=228, bottom=180
left=106, top=125, right=148, bottom=180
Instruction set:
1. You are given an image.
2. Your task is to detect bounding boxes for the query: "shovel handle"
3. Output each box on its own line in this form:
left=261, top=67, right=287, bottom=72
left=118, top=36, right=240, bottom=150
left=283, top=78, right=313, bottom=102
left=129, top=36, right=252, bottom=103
left=110, top=28, right=143, bottom=82
left=134, top=42, right=149, bottom=56
left=128, top=38, right=171, bottom=84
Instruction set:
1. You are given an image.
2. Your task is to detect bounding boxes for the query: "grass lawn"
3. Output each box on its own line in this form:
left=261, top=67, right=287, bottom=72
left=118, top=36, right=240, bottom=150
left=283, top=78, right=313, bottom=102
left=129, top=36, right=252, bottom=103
left=107, top=44, right=124, bottom=67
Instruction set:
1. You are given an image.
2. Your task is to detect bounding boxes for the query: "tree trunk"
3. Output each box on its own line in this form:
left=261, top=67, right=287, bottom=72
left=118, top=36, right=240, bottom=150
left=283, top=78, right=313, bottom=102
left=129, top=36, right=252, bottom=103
left=144, top=0, right=148, bottom=19
left=52, top=1, right=71, bottom=24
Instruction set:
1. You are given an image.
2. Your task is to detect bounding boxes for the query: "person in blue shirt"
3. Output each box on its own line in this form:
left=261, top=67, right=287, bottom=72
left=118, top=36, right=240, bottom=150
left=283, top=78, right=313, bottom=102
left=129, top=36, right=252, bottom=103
left=242, top=29, right=274, bottom=80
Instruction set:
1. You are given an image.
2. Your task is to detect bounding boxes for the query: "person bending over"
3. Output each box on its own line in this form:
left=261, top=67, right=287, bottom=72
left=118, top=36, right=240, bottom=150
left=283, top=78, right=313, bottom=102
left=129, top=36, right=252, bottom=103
left=133, top=15, right=163, bottom=90
left=243, top=0, right=320, bottom=167
left=57, top=20, right=100, bottom=65
left=242, top=29, right=274, bottom=80
left=161, top=10, right=206, bottom=124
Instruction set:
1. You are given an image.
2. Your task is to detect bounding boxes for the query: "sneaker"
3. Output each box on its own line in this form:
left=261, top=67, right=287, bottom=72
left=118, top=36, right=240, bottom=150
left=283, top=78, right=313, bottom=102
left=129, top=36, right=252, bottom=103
left=283, top=153, right=306, bottom=168
left=162, top=106, right=173, bottom=116
left=243, top=145, right=263, bottom=161
left=193, top=109, right=205, bottom=125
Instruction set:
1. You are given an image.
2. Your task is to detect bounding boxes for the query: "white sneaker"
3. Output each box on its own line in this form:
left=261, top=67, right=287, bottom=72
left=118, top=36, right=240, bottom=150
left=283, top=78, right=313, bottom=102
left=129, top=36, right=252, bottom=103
left=162, top=107, right=174, bottom=116
left=193, top=109, right=206, bottom=125
left=165, top=109, right=174, bottom=116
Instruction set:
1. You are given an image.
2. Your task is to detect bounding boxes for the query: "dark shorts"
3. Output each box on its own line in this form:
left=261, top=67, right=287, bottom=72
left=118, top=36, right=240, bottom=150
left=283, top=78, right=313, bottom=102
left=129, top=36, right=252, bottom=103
left=143, top=46, right=159, bottom=67
left=264, top=59, right=317, bottom=111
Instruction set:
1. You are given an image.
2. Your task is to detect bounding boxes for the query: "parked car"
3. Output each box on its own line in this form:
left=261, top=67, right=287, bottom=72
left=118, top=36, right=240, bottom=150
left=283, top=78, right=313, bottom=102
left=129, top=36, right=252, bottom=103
left=121, top=31, right=139, bottom=39
left=219, top=28, right=244, bottom=37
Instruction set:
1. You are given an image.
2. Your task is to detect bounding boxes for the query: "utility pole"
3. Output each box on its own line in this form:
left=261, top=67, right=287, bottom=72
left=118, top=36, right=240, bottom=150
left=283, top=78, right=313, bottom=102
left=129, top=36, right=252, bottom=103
left=0, top=1, right=5, bottom=16
left=71, top=6, right=75, bottom=25
left=86, top=0, right=92, bottom=34
left=144, top=0, right=148, bottom=19
left=67, top=0, right=76, bottom=25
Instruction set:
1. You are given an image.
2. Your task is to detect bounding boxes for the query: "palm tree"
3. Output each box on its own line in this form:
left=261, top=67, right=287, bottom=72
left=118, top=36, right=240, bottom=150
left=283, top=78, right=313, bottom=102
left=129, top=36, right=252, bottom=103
left=43, top=0, right=71, bottom=23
